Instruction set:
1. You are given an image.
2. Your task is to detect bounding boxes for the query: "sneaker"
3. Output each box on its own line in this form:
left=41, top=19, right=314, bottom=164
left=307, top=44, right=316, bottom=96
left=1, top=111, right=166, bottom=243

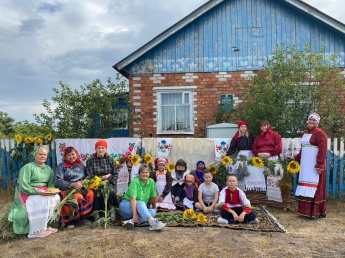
left=174, top=196, right=180, bottom=202
left=217, top=217, right=229, bottom=224
left=249, top=218, right=259, bottom=224
left=123, top=219, right=134, bottom=230
left=213, top=209, right=220, bottom=214
left=149, top=219, right=166, bottom=231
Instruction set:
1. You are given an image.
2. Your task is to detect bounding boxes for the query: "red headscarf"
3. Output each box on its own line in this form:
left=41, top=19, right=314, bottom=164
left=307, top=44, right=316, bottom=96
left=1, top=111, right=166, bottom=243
left=260, top=121, right=273, bottom=139
left=234, top=121, right=248, bottom=141
left=63, top=146, right=81, bottom=168
left=154, top=158, right=169, bottom=170
left=92, top=140, right=108, bottom=157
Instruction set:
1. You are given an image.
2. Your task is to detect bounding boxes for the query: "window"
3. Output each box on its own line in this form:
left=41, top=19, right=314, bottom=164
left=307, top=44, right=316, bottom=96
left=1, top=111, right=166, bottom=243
left=156, top=87, right=194, bottom=134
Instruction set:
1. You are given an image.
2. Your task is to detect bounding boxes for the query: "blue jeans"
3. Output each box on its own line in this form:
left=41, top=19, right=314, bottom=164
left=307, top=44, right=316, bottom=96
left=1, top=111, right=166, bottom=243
left=119, top=200, right=156, bottom=224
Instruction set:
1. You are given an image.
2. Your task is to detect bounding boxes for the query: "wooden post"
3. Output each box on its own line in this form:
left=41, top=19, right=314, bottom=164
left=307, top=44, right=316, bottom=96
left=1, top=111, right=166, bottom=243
left=326, top=138, right=331, bottom=197
left=333, top=138, right=338, bottom=198
left=1, top=139, right=6, bottom=189
left=339, top=139, right=344, bottom=198
left=5, top=139, right=11, bottom=187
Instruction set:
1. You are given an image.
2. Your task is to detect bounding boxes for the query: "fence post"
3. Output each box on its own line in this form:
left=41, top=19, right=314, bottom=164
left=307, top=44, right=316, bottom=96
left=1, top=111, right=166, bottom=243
left=326, top=138, right=331, bottom=197
left=332, top=138, right=338, bottom=198
left=5, top=139, right=11, bottom=187
left=339, top=139, right=344, bottom=198
left=1, top=139, right=6, bottom=189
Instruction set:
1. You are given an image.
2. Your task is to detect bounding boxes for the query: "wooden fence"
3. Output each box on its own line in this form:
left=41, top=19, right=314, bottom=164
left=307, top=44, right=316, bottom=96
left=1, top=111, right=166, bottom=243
left=1, top=138, right=344, bottom=198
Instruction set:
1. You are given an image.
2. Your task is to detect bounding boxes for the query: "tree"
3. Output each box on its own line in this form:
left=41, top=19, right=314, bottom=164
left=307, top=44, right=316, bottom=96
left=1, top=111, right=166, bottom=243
left=34, top=74, right=132, bottom=138
left=14, top=120, right=51, bottom=138
left=0, top=111, right=15, bottom=137
left=235, top=43, right=345, bottom=138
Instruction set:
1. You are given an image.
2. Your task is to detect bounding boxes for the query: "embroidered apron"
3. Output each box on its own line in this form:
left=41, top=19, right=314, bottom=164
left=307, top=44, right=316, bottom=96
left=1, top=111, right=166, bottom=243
left=156, top=171, right=176, bottom=210
left=295, top=134, right=319, bottom=198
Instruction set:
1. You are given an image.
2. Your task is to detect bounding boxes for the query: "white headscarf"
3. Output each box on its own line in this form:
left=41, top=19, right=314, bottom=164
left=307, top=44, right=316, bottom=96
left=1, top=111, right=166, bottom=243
left=308, top=113, right=320, bottom=124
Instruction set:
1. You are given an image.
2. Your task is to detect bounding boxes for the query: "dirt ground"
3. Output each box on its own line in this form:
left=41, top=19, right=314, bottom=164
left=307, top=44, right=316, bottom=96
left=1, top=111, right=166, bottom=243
left=1, top=193, right=345, bottom=258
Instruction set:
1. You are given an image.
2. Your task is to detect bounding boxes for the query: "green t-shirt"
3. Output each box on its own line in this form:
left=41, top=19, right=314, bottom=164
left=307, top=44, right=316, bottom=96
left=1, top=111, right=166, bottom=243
left=123, top=177, right=157, bottom=204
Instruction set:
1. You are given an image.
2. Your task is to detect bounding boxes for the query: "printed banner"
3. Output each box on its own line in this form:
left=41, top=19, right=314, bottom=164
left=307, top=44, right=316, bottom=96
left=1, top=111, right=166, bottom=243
left=156, top=138, right=172, bottom=158
left=213, top=138, right=231, bottom=161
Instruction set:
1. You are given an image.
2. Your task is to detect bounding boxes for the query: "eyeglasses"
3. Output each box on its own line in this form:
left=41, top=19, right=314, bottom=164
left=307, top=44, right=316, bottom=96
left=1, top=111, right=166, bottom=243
left=176, top=166, right=185, bottom=170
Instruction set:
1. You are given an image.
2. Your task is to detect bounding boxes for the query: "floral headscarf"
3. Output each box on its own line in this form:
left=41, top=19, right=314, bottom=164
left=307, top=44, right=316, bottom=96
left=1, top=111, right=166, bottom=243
left=31, top=145, right=48, bottom=158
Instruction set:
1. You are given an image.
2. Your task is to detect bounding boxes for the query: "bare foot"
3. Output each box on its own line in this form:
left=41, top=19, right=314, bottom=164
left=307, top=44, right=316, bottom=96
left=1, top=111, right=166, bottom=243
left=46, top=227, right=58, bottom=233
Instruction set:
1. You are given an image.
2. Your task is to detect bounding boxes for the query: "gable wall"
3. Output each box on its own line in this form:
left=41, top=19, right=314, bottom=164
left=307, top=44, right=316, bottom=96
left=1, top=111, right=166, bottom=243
left=124, top=0, right=345, bottom=75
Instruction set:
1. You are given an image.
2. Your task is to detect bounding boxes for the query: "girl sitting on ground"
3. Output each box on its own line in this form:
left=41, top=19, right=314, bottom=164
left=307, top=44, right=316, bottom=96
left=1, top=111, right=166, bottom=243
left=195, top=169, right=219, bottom=213
left=151, top=158, right=176, bottom=211
left=177, top=174, right=200, bottom=210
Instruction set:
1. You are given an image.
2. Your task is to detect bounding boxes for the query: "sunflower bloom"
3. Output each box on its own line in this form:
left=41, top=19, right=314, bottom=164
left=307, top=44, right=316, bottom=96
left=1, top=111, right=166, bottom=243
left=144, top=154, right=153, bottom=164
left=15, top=135, right=22, bottom=143
left=130, top=154, right=140, bottom=165
left=46, top=134, right=52, bottom=141
left=114, top=159, right=120, bottom=165
left=25, top=137, right=34, bottom=144
left=183, top=209, right=196, bottom=218
left=222, top=156, right=232, bottom=166
left=287, top=161, right=300, bottom=174
left=197, top=213, right=208, bottom=222
left=208, top=165, right=217, bottom=175
left=34, top=136, right=43, bottom=144
left=87, top=176, right=102, bottom=190
left=252, top=157, right=264, bottom=168
left=167, top=163, right=175, bottom=173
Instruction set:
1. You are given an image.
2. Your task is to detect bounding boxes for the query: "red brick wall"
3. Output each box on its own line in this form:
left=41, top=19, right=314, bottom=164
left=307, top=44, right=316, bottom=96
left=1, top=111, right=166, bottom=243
left=128, top=71, right=258, bottom=138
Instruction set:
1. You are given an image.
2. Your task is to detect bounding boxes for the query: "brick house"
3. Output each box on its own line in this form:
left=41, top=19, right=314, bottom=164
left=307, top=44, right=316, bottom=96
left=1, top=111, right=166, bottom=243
left=113, top=0, right=345, bottom=138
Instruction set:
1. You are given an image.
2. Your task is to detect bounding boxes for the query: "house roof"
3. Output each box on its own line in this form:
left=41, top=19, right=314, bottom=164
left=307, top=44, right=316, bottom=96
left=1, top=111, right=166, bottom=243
left=113, top=0, right=345, bottom=78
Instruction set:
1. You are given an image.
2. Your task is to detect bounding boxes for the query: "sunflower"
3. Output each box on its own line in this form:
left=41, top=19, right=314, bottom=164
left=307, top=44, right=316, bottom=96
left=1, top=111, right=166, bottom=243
left=130, top=154, right=140, bottom=165
left=167, top=163, right=175, bottom=173
left=46, top=134, right=52, bottom=141
left=208, top=165, right=217, bottom=175
left=183, top=209, right=196, bottom=218
left=87, top=176, right=102, bottom=190
left=24, top=137, right=34, bottom=144
left=197, top=213, right=208, bottom=222
left=14, top=135, right=22, bottom=143
left=287, top=160, right=300, bottom=174
left=114, top=159, right=120, bottom=166
left=144, top=154, right=153, bottom=164
left=252, top=157, right=264, bottom=168
left=222, top=156, right=232, bottom=166
left=34, top=136, right=43, bottom=144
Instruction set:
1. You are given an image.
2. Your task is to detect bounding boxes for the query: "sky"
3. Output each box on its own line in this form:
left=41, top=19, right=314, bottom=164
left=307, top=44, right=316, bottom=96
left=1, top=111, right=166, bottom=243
left=0, top=0, right=344, bottom=123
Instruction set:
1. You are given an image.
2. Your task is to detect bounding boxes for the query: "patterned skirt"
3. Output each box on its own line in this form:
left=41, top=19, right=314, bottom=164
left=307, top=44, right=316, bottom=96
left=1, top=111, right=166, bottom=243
left=297, top=170, right=326, bottom=218
left=59, top=190, right=94, bottom=224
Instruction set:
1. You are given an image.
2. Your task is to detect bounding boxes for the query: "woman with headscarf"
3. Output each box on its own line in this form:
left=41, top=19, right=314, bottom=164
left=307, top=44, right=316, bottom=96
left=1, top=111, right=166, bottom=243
left=85, top=140, right=118, bottom=222
left=286, top=114, right=327, bottom=219
left=226, top=121, right=255, bottom=159
left=55, top=146, right=94, bottom=228
left=8, top=145, right=60, bottom=238
left=252, top=121, right=283, bottom=160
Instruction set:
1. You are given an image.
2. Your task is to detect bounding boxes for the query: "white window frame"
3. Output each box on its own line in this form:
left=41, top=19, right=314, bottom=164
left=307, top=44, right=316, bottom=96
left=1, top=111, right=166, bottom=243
left=154, top=86, right=196, bottom=135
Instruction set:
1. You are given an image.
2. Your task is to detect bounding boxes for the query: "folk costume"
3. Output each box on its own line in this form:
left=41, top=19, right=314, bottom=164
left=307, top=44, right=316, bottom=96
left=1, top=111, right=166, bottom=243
left=226, top=122, right=255, bottom=159
left=8, top=146, right=60, bottom=235
left=252, top=121, right=283, bottom=159
left=151, top=158, right=176, bottom=210
left=218, top=186, right=256, bottom=223
left=85, top=140, right=119, bottom=211
left=55, top=147, right=94, bottom=224
left=181, top=174, right=200, bottom=210
left=293, top=114, right=327, bottom=218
